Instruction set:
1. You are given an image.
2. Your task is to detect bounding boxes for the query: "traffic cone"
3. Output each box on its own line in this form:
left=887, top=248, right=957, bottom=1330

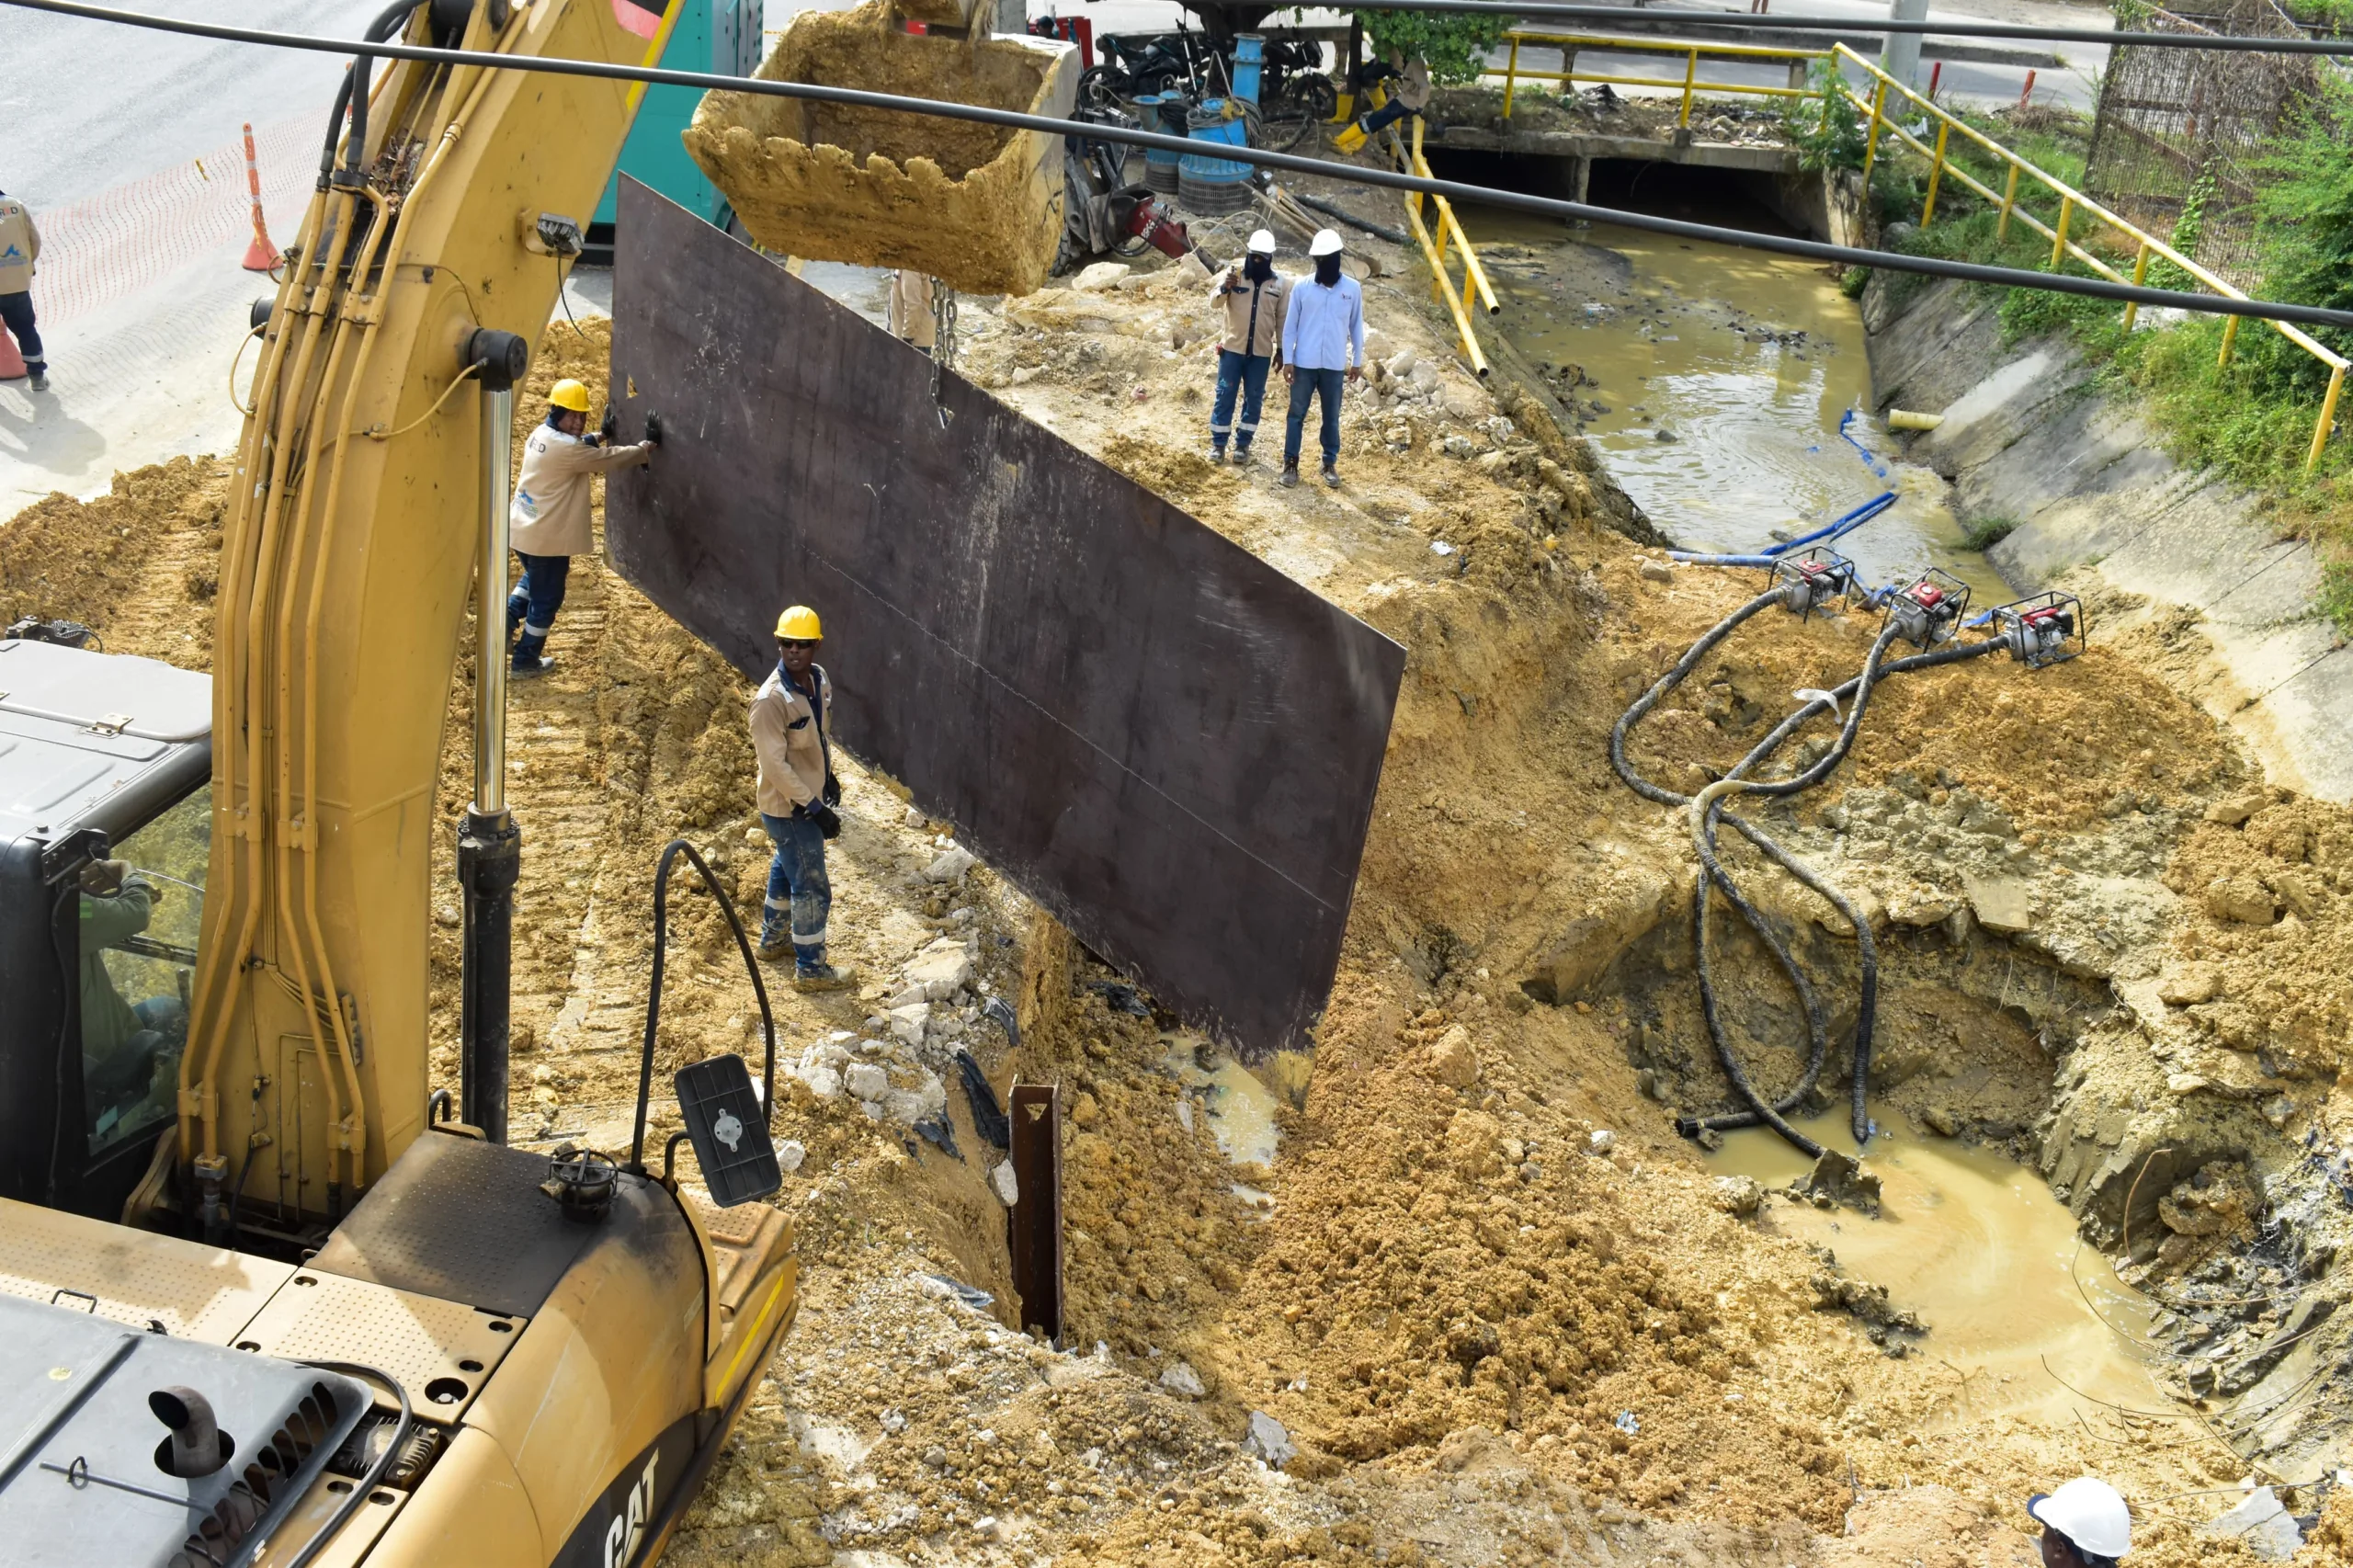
left=240, top=123, right=279, bottom=272
left=0, top=321, right=26, bottom=381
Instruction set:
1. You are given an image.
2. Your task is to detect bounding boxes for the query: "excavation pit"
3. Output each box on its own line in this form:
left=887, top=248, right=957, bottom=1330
left=683, top=3, right=1075, bottom=296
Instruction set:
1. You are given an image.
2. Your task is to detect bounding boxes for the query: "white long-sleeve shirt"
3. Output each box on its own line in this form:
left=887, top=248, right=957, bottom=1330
left=1279, top=274, right=1364, bottom=372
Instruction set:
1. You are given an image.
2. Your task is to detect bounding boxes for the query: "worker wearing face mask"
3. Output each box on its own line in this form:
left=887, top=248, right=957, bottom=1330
left=1208, top=229, right=1289, bottom=465
left=1278, top=229, right=1363, bottom=490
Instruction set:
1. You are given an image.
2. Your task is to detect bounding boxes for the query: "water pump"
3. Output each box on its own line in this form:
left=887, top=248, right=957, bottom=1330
left=1769, top=549, right=1859, bottom=619
left=1882, top=567, right=1970, bottom=648
left=1992, top=591, right=2086, bottom=669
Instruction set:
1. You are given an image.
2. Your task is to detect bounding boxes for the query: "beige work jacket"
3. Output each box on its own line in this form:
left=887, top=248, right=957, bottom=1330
left=0, top=199, right=40, bottom=296
left=1210, top=270, right=1289, bottom=358
left=508, top=424, right=652, bottom=557
left=750, top=664, right=834, bottom=817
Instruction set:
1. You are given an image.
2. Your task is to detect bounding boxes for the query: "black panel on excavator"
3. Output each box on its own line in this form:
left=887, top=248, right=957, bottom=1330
left=603, top=177, right=1406, bottom=1060
left=307, top=1132, right=596, bottom=1318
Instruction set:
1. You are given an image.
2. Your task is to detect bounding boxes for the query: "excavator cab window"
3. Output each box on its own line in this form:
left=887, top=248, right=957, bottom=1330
left=79, top=786, right=208, bottom=1159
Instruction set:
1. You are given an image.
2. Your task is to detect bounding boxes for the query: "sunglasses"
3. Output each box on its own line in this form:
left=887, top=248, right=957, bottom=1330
left=779, top=639, right=819, bottom=650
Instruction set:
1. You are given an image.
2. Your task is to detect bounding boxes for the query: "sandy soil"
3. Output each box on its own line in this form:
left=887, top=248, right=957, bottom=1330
left=12, top=224, right=2353, bottom=1566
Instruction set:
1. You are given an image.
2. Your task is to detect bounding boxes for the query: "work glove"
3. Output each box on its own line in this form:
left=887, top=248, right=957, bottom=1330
left=823, top=772, right=842, bottom=808
left=805, top=801, right=843, bottom=840
left=597, top=403, right=618, bottom=447
left=77, top=858, right=131, bottom=895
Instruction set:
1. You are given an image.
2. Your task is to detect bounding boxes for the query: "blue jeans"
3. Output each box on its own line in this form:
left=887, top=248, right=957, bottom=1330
left=1284, top=366, right=1346, bottom=469
left=1211, top=349, right=1271, bottom=451
left=1359, top=98, right=1415, bottom=136
left=506, top=551, right=571, bottom=664
left=760, top=812, right=831, bottom=970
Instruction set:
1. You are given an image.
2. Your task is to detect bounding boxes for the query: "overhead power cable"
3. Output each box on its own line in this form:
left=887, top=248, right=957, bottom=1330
left=11, top=0, right=2353, bottom=335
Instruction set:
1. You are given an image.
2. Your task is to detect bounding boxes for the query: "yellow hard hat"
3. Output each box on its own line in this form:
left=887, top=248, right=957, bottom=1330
left=548, top=379, right=592, bottom=414
left=775, top=605, right=823, bottom=640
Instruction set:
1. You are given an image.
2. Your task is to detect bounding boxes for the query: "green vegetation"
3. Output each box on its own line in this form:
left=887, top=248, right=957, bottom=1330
left=1782, top=61, right=1869, bottom=173
left=1348, top=8, right=1514, bottom=86
left=1840, top=266, right=1871, bottom=299
left=1961, top=515, right=2021, bottom=551
left=1853, top=83, right=2353, bottom=629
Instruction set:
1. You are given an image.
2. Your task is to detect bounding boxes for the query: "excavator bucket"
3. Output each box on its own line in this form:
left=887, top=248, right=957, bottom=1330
left=682, top=1, right=1076, bottom=296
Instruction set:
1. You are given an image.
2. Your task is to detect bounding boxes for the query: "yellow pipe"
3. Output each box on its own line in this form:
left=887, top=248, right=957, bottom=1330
left=2308, top=363, right=2344, bottom=473
left=1680, top=48, right=1698, bottom=127
left=1483, top=64, right=1814, bottom=99
left=1887, top=408, right=1943, bottom=431
left=2219, top=315, right=2241, bottom=367
left=1503, top=28, right=1830, bottom=62
left=2050, top=197, right=2072, bottom=269
left=1861, top=78, right=1886, bottom=180
left=1996, top=162, right=2020, bottom=244
left=2124, top=241, right=2151, bottom=330
left=1401, top=193, right=1487, bottom=376
left=1921, top=120, right=1949, bottom=228
left=1503, top=36, right=1519, bottom=119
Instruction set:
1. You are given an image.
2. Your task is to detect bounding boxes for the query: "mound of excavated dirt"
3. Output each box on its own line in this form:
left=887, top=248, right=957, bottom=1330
left=28, top=267, right=2353, bottom=1565
left=0, top=455, right=225, bottom=665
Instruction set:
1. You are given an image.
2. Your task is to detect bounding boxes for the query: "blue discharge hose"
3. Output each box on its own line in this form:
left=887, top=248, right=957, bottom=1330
left=1666, top=491, right=1898, bottom=569
left=1839, top=408, right=1889, bottom=477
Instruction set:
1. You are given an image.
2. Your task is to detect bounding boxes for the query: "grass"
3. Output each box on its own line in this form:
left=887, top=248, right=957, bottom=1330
left=1858, top=108, right=2353, bottom=633
left=1961, top=515, right=2021, bottom=551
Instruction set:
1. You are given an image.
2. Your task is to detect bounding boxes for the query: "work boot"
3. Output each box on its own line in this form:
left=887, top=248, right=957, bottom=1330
left=1210, top=443, right=1227, bottom=464
left=1334, top=120, right=1370, bottom=154
left=757, top=937, right=792, bottom=963
left=1281, top=464, right=1301, bottom=488
left=793, top=961, right=858, bottom=993
left=1232, top=444, right=1253, bottom=467
left=511, top=653, right=557, bottom=678
left=1322, top=463, right=1340, bottom=488
left=28, top=369, right=49, bottom=392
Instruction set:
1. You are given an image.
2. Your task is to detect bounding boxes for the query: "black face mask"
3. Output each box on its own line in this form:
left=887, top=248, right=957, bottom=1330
left=1243, top=253, right=1275, bottom=283
left=1314, top=254, right=1343, bottom=286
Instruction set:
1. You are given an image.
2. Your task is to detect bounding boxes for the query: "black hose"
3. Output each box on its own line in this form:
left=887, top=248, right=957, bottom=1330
left=285, top=1361, right=411, bottom=1568
left=629, top=837, right=779, bottom=1176
left=1612, top=585, right=2012, bottom=1153
left=1290, top=191, right=1409, bottom=245
left=320, top=1, right=421, bottom=186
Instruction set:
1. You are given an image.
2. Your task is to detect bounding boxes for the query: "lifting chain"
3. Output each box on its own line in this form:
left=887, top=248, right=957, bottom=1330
left=929, top=283, right=959, bottom=426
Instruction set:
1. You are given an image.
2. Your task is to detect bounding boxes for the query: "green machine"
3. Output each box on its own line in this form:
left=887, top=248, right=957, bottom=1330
left=585, top=0, right=764, bottom=262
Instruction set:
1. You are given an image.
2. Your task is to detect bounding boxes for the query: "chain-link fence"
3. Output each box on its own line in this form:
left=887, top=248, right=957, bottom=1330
left=2083, top=0, right=2319, bottom=290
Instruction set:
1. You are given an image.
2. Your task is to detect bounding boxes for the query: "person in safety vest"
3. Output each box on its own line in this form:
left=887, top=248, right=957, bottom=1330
left=750, top=604, right=858, bottom=992
left=506, top=377, right=657, bottom=676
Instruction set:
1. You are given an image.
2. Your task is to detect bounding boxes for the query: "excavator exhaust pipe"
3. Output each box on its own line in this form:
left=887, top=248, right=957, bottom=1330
left=459, top=330, right=529, bottom=1142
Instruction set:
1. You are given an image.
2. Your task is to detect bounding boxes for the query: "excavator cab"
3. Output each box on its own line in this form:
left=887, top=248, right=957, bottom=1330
left=0, top=635, right=213, bottom=1223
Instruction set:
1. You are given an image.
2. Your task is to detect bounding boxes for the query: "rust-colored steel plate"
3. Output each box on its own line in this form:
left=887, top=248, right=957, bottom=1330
left=605, top=178, right=1404, bottom=1060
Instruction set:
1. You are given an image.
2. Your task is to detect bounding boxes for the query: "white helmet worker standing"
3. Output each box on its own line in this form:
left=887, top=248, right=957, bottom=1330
left=1277, top=227, right=1364, bottom=490
left=1207, top=227, right=1290, bottom=465
left=2029, top=1478, right=2131, bottom=1567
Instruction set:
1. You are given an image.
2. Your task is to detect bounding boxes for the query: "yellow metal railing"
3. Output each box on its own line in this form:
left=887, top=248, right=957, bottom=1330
left=1831, top=41, right=2346, bottom=470
left=1491, top=31, right=1827, bottom=127
left=1388, top=114, right=1500, bottom=375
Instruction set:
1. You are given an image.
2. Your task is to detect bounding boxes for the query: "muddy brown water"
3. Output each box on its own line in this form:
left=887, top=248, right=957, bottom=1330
left=1461, top=210, right=2013, bottom=608
left=1711, top=1108, right=2164, bottom=1425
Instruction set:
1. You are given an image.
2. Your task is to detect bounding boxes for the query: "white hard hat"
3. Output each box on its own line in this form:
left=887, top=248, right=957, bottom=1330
left=1309, top=228, right=1344, bottom=257
left=1246, top=228, right=1277, bottom=255
left=2029, top=1479, right=2132, bottom=1560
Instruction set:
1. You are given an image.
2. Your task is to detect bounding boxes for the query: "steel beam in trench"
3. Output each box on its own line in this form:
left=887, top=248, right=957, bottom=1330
left=602, top=177, right=1406, bottom=1062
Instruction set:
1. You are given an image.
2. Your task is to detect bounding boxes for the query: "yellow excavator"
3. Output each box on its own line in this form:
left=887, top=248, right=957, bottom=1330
left=0, top=0, right=799, bottom=1562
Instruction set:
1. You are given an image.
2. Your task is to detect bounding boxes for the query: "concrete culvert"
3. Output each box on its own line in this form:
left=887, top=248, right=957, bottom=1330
left=684, top=2, right=1075, bottom=295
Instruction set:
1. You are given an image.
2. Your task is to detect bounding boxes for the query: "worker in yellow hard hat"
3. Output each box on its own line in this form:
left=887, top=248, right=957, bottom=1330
left=749, top=604, right=857, bottom=990
left=505, top=377, right=658, bottom=677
